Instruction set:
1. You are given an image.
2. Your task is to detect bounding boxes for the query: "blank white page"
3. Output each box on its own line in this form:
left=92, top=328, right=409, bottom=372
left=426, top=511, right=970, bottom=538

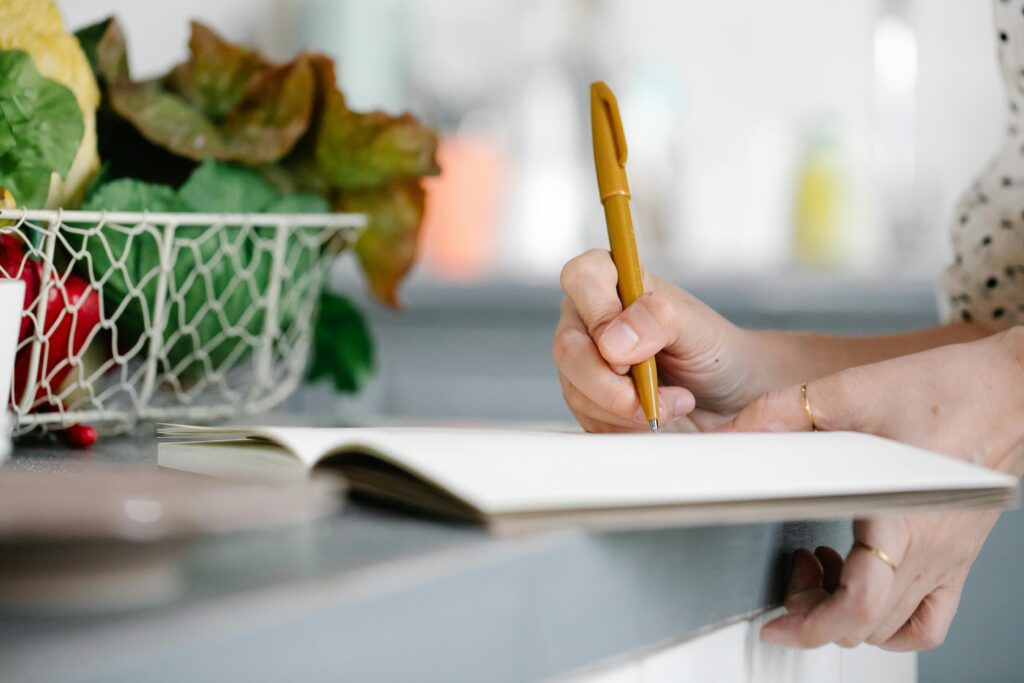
left=181, top=427, right=1016, bottom=515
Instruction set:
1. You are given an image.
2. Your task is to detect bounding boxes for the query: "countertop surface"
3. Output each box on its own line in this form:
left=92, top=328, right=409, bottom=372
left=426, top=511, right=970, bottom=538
left=0, top=432, right=851, bottom=683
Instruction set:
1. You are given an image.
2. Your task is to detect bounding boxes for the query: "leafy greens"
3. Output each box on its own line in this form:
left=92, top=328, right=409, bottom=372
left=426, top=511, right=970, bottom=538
left=70, top=16, right=438, bottom=391
left=306, top=291, right=374, bottom=393
left=75, top=18, right=439, bottom=305
left=80, top=161, right=338, bottom=377
left=0, top=49, right=84, bottom=208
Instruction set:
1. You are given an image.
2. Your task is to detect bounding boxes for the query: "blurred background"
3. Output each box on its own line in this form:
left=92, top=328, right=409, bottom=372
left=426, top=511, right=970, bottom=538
left=57, top=1, right=1021, bottom=680
left=61, top=0, right=1003, bottom=281
left=59, top=0, right=1007, bottom=424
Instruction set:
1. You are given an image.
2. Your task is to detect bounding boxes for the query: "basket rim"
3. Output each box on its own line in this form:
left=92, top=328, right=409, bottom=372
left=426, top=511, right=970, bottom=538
left=0, top=207, right=369, bottom=228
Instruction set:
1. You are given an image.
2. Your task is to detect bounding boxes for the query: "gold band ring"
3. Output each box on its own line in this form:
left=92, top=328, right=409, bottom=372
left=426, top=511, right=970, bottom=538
left=800, top=383, right=819, bottom=432
left=855, top=541, right=898, bottom=572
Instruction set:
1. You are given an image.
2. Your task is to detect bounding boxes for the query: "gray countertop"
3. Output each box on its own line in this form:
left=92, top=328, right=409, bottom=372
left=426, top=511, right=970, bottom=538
left=0, top=433, right=850, bottom=683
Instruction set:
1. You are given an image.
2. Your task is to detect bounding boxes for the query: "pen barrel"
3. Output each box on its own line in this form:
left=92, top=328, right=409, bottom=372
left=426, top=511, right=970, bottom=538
left=602, top=195, right=659, bottom=423
left=631, top=358, right=659, bottom=423
left=602, top=196, right=645, bottom=306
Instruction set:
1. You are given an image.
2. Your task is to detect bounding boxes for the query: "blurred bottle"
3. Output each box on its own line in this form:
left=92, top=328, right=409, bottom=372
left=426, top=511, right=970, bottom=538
left=793, top=117, right=846, bottom=269
left=498, top=62, right=586, bottom=278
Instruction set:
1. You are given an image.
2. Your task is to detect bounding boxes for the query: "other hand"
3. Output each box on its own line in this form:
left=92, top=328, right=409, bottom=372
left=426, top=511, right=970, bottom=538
left=722, top=329, right=1024, bottom=650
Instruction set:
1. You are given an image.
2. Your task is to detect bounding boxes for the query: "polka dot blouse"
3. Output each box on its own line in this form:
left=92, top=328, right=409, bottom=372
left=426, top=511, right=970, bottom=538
left=940, top=0, right=1024, bottom=328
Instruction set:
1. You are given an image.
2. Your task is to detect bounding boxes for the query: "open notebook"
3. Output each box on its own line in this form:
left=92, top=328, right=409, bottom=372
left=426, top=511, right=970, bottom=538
left=157, top=425, right=1018, bottom=535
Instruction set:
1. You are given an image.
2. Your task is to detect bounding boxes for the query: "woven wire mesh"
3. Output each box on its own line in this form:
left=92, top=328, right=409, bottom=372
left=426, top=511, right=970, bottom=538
left=0, top=208, right=365, bottom=436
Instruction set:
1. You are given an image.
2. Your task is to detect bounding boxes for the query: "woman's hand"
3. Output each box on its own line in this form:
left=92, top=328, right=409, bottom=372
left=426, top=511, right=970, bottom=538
left=721, top=328, right=1024, bottom=650
left=553, top=250, right=764, bottom=432
left=552, top=249, right=989, bottom=434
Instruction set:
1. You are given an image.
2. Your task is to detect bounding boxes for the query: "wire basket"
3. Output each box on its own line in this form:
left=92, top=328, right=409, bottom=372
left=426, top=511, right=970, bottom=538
left=0, top=208, right=366, bottom=436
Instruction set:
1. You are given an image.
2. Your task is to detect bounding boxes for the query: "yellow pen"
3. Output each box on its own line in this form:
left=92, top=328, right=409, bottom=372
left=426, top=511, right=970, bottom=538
left=590, top=81, right=660, bottom=433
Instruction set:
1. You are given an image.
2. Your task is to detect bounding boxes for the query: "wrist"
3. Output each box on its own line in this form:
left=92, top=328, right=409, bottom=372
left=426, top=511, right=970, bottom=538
left=741, top=329, right=827, bottom=395
left=994, top=327, right=1024, bottom=477
left=735, top=329, right=808, bottom=401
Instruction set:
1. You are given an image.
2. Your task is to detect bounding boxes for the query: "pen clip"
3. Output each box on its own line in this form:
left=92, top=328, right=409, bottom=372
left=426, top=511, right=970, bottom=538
left=592, top=82, right=628, bottom=166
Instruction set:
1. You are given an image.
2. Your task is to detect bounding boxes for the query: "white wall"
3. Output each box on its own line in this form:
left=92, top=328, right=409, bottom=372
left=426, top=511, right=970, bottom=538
left=57, top=0, right=285, bottom=78
left=53, top=0, right=1007, bottom=281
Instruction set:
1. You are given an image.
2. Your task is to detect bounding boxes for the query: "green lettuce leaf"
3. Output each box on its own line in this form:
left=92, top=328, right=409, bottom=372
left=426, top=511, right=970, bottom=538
left=0, top=49, right=84, bottom=208
left=306, top=290, right=374, bottom=393
left=80, top=177, right=182, bottom=214
left=78, top=178, right=179, bottom=353
left=80, top=162, right=326, bottom=375
left=0, top=156, right=51, bottom=213
left=264, top=192, right=330, bottom=214
left=178, top=159, right=277, bottom=212
left=171, top=161, right=278, bottom=373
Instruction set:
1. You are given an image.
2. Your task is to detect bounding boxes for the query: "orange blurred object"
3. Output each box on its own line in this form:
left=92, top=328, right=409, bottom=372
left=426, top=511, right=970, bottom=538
left=419, top=135, right=505, bottom=281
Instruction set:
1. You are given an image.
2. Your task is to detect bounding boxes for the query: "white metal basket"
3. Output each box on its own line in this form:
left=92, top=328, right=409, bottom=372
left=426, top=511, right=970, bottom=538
left=0, top=208, right=366, bottom=436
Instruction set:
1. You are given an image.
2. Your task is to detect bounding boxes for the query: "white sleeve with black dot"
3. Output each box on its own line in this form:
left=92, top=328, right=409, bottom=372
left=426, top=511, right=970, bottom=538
left=939, top=0, right=1024, bottom=328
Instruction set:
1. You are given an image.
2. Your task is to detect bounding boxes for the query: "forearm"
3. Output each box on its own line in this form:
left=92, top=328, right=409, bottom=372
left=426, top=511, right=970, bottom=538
left=747, top=322, right=992, bottom=392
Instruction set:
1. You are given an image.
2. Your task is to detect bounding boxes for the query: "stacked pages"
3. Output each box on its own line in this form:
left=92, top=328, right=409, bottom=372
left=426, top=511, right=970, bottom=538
left=158, top=425, right=1018, bottom=534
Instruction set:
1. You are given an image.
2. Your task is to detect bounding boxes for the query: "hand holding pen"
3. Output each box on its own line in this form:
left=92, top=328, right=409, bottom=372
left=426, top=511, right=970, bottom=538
left=552, top=82, right=778, bottom=434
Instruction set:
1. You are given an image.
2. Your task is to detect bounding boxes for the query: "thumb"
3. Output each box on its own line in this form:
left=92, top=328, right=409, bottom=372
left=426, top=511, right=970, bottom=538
left=718, top=370, right=871, bottom=434
left=596, top=291, right=687, bottom=365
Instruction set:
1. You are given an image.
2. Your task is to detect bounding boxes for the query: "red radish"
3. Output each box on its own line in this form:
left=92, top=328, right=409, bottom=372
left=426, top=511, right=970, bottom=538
left=0, top=235, right=101, bottom=445
left=63, top=423, right=97, bottom=448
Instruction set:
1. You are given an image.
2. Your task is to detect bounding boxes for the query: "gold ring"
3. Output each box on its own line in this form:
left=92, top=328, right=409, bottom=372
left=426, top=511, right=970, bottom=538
left=855, top=541, right=898, bottom=572
left=801, top=383, right=819, bottom=432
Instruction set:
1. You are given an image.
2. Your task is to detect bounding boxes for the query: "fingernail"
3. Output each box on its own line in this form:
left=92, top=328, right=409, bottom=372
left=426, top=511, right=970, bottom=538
left=673, top=394, right=691, bottom=417
left=600, top=322, right=639, bottom=356
left=760, top=616, right=799, bottom=645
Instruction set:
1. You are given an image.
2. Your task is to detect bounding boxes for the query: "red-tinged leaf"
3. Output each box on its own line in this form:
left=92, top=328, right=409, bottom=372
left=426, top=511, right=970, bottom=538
left=165, top=21, right=268, bottom=122
left=104, top=21, right=314, bottom=164
left=109, top=61, right=315, bottom=164
left=253, top=53, right=343, bottom=196
left=76, top=17, right=129, bottom=84
left=220, top=56, right=315, bottom=164
left=108, top=81, right=228, bottom=159
left=80, top=22, right=439, bottom=309
left=99, top=25, right=129, bottom=84
left=315, top=88, right=440, bottom=190
left=335, top=180, right=426, bottom=307
left=77, top=18, right=196, bottom=185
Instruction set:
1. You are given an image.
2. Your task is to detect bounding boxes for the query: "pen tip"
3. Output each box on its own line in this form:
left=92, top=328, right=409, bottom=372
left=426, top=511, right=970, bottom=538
left=649, top=419, right=659, bottom=434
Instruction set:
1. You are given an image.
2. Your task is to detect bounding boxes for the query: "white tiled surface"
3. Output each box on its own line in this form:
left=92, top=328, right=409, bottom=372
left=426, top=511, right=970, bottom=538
left=564, top=610, right=915, bottom=683
left=749, top=609, right=842, bottom=683
left=841, top=642, right=917, bottom=682
left=643, top=620, right=751, bottom=682
left=573, top=665, right=644, bottom=683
